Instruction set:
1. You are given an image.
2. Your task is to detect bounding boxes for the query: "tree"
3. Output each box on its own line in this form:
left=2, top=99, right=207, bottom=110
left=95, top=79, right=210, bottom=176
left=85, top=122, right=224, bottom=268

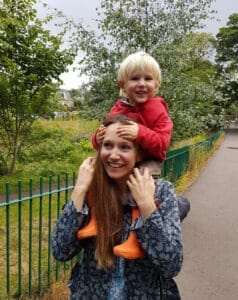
left=97, top=0, right=214, bottom=51
left=79, top=0, right=215, bottom=94
left=215, top=13, right=238, bottom=113
left=0, top=0, right=76, bottom=174
left=78, top=0, right=222, bottom=138
left=157, top=32, right=225, bottom=139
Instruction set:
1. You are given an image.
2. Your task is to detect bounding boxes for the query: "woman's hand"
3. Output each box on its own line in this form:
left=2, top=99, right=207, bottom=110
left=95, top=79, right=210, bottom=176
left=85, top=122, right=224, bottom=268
left=127, top=167, right=156, bottom=220
left=71, top=157, right=96, bottom=212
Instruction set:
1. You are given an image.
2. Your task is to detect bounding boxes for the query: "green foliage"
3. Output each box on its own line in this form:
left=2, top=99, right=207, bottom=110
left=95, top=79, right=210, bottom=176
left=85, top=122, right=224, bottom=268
left=226, top=103, right=238, bottom=115
left=215, top=13, right=238, bottom=113
left=68, top=140, right=95, bottom=167
left=0, top=152, right=7, bottom=175
left=156, top=32, right=225, bottom=138
left=25, top=119, right=96, bottom=161
left=0, top=118, right=98, bottom=193
left=19, top=139, right=74, bottom=163
left=97, top=0, right=214, bottom=51
left=79, top=97, right=115, bottom=120
left=0, top=119, right=98, bottom=182
left=0, top=0, right=79, bottom=174
left=78, top=139, right=94, bottom=153
left=216, top=13, right=238, bottom=70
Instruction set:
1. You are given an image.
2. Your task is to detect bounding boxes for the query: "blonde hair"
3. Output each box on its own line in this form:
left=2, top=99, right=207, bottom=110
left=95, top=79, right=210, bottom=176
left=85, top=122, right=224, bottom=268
left=117, top=51, right=162, bottom=97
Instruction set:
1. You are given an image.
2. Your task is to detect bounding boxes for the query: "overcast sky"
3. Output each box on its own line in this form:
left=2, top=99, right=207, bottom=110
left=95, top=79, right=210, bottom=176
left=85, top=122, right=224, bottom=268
left=37, top=0, right=238, bottom=89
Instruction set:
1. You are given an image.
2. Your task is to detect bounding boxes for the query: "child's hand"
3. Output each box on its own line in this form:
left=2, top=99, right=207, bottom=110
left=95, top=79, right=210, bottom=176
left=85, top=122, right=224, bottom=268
left=96, top=125, right=106, bottom=145
left=117, top=121, right=138, bottom=140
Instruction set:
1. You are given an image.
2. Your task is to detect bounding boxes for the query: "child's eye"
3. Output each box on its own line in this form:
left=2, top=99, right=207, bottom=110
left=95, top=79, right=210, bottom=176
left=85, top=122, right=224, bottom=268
left=145, top=76, right=153, bottom=81
left=131, top=76, right=139, bottom=81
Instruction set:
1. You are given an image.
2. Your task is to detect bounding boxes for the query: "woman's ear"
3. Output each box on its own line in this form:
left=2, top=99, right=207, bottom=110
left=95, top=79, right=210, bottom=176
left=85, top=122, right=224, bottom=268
left=136, top=151, right=143, bottom=163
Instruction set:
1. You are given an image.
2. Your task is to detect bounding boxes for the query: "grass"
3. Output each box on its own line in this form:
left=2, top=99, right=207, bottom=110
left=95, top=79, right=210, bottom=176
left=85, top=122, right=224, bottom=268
left=170, top=133, right=207, bottom=150
left=0, top=118, right=98, bottom=194
left=175, top=132, right=225, bottom=194
left=0, top=191, right=73, bottom=300
left=42, top=280, right=70, bottom=300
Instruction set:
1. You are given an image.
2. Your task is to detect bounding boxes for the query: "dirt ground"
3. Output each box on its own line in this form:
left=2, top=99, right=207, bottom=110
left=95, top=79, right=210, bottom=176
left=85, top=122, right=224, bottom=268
left=176, top=129, right=238, bottom=300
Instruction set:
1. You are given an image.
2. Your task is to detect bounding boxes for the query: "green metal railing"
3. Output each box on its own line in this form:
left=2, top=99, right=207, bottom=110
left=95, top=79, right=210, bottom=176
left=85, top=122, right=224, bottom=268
left=161, top=130, right=221, bottom=181
left=0, top=175, right=77, bottom=299
left=0, top=131, right=222, bottom=298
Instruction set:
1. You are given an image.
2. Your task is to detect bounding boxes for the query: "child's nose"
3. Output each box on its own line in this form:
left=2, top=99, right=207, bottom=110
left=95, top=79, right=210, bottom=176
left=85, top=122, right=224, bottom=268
left=138, top=78, right=145, bottom=85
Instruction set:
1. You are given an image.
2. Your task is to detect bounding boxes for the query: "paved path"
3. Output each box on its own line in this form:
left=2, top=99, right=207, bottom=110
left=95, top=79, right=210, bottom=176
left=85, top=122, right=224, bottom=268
left=176, top=129, right=238, bottom=300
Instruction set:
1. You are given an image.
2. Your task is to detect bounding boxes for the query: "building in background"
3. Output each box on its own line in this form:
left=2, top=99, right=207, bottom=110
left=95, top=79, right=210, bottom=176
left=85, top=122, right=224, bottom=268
left=60, top=89, right=74, bottom=109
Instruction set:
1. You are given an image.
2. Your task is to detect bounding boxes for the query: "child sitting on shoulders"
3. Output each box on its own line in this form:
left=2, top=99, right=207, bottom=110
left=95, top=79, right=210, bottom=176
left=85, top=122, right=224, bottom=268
left=92, top=51, right=173, bottom=179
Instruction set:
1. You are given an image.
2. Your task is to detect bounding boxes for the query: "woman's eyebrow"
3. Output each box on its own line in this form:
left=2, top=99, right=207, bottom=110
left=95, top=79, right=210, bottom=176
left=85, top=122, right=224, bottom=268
left=102, top=138, right=112, bottom=143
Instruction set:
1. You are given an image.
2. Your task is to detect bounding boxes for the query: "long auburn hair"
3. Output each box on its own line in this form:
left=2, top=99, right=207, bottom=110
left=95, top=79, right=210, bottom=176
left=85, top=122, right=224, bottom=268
left=89, top=115, right=142, bottom=269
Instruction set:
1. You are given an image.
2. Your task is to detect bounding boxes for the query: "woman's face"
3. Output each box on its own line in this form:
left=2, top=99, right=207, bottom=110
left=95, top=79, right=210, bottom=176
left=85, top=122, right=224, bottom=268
left=100, top=122, right=140, bottom=182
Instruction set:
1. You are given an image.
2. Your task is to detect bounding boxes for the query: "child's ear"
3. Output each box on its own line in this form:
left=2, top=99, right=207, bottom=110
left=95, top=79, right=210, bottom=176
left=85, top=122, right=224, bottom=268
left=118, top=80, right=125, bottom=89
left=156, top=80, right=160, bottom=89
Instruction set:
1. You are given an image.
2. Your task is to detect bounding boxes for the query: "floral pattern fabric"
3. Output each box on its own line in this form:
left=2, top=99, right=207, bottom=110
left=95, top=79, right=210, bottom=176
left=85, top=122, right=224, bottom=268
left=51, top=179, right=183, bottom=299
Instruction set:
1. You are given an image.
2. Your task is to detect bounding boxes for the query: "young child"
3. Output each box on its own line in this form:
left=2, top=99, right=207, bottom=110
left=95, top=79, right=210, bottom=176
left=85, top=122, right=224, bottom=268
left=92, top=51, right=173, bottom=179
left=77, top=52, right=174, bottom=258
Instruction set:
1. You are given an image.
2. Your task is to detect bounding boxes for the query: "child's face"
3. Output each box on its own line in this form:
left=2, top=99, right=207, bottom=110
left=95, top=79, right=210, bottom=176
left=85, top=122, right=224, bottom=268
left=119, top=70, right=159, bottom=105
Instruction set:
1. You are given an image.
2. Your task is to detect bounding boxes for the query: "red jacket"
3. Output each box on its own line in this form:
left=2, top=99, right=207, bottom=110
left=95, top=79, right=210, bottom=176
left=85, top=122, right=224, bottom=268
left=92, top=97, right=173, bottom=161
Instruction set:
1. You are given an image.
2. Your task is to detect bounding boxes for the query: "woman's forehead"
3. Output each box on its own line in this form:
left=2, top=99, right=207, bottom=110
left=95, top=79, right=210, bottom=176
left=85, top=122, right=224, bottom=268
left=105, top=122, right=119, bottom=132
left=104, top=123, right=120, bottom=139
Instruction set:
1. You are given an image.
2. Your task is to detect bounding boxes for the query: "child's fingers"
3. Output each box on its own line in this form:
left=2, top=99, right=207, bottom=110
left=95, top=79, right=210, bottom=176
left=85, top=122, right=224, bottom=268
left=134, top=167, right=150, bottom=178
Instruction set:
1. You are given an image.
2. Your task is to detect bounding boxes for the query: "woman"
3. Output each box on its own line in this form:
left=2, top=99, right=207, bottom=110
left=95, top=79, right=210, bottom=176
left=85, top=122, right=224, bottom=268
left=51, top=115, right=183, bottom=299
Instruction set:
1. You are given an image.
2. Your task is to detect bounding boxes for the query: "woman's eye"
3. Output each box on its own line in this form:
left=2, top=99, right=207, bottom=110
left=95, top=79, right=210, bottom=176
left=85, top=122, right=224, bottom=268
left=103, top=142, right=112, bottom=149
left=121, top=144, right=131, bottom=150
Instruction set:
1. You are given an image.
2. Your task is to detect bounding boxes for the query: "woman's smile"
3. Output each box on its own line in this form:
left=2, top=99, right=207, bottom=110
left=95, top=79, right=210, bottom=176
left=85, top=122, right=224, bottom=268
left=100, top=123, right=140, bottom=181
left=107, top=162, right=125, bottom=168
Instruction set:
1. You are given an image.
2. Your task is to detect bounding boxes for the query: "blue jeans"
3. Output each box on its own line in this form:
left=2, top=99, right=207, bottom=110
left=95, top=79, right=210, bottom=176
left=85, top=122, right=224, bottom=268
left=107, top=258, right=125, bottom=300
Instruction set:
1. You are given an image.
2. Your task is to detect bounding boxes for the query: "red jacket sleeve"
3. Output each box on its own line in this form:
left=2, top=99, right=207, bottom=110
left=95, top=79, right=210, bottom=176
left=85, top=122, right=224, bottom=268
left=91, top=130, right=98, bottom=150
left=135, top=98, right=173, bottom=160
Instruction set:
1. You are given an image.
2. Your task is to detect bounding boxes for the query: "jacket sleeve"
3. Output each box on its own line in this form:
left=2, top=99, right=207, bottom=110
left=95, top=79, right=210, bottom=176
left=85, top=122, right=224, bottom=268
left=51, top=201, right=86, bottom=262
left=91, top=130, right=99, bottom=150
left=133, top=179, right=183, bottom=278
left=136, top=99, right=173, bottom=160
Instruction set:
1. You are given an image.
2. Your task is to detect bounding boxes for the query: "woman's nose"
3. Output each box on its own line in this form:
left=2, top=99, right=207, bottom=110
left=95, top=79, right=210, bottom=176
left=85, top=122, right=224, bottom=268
left=110, top=148, right=120, bottom=159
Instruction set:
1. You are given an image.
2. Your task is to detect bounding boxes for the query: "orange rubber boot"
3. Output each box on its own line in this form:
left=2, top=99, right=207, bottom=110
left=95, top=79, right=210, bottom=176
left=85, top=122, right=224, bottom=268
left=113, top=207, right=145, bottom=259
left=76, top=193, right=97, bottom=239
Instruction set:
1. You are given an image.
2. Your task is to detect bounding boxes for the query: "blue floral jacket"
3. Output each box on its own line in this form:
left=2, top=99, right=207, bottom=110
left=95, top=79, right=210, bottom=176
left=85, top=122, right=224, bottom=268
left=51, top=179, right=183, bottom=299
